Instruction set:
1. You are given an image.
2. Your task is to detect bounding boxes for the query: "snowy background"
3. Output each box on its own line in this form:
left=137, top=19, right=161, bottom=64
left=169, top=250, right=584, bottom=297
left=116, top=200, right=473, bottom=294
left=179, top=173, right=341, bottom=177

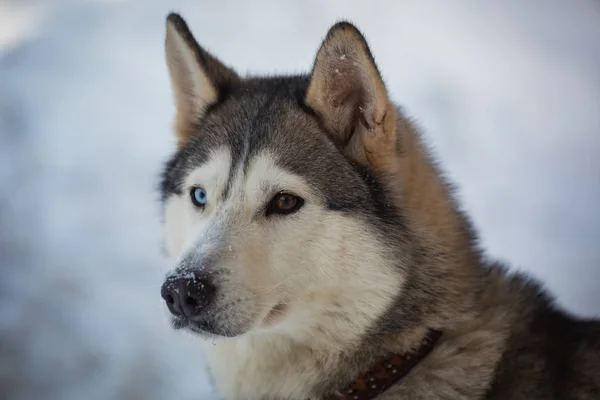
left=0, top=0, right=599, bottom=399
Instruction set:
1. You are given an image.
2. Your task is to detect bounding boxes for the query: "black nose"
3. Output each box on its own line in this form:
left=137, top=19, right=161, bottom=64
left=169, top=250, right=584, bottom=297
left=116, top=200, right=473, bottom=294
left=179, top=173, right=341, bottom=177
left=161, top=271, right=216, bottom=318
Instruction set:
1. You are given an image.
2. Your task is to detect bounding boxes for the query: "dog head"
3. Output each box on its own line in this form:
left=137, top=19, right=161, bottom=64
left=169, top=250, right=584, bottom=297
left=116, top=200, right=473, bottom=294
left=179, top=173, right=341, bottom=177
left=159, top=14, right=427, bottom=343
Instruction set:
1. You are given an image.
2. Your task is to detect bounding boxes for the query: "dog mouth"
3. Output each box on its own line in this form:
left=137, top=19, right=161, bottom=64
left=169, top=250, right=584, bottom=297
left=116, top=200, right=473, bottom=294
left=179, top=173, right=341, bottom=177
left=171, top=316, right=237, bottom=338
left=171, top=303, right=289, bottom=337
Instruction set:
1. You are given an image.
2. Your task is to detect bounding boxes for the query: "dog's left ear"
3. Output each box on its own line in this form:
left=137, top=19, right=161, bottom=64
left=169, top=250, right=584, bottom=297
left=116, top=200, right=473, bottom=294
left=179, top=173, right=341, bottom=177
left=306, top=22, right=397, bottom=168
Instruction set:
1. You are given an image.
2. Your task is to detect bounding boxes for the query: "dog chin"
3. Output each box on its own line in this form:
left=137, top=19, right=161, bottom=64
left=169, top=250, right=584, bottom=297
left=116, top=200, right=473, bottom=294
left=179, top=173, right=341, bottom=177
left=171, top=316, right=243, bottom=338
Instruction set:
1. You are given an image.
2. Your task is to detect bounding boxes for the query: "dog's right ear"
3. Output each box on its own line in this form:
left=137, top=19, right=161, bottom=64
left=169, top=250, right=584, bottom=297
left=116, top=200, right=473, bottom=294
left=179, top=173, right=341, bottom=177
left=165, top=13, right=240, bottom=147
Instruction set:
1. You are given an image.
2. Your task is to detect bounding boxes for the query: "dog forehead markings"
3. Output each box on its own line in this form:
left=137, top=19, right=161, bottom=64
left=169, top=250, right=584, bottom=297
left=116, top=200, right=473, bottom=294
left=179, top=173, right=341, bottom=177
left=243, top=151, right=314, bottom=204
left=178, top=147, right=318, bottom=223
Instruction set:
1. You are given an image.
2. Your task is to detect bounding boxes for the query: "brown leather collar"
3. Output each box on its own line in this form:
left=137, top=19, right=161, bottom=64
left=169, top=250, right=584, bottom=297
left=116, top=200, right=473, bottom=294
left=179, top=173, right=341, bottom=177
left=323, top=329, right=443, bottom=400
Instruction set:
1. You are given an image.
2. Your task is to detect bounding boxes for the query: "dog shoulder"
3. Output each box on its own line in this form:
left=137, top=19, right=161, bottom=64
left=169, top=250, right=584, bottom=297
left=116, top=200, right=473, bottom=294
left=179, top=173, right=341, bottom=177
left=482, top=264, right=600, bottom=398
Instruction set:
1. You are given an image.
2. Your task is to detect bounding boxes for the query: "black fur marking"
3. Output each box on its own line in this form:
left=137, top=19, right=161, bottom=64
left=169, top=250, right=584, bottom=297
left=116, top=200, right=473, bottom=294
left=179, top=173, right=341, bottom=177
left=345, top=161, right=406, bottom=226
left=159, top=73, right=408, bottom=243
left=159, top=150, right=185, bottom=202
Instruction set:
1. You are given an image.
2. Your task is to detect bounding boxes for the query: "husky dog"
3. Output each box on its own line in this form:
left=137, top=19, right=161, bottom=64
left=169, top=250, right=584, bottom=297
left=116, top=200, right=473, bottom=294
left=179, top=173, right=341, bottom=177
left=158, top=13, right=600, bottom=400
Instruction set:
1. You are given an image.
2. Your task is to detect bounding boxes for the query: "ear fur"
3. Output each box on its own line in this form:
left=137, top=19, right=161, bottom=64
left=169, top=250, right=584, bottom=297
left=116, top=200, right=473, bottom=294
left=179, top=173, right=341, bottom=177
left=306, top=22, right=397, bottom=169
left=165, top=13, right=240, bottom=147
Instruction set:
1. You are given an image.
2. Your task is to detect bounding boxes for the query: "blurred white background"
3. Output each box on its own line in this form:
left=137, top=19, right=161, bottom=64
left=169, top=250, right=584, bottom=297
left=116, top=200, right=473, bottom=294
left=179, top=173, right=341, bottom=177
left=1, top=0, right=599, bottom=399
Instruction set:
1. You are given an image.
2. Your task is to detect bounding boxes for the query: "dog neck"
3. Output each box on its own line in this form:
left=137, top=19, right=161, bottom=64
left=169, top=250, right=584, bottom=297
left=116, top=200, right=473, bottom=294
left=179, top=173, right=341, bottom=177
left=321, top=329, right=443, bottom=400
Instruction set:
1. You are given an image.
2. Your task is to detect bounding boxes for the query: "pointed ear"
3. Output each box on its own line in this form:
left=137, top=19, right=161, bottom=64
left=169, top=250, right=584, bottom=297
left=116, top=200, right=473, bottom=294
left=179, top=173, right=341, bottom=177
left=306, top=22, right=397, bottom=167
left=165, top=13, right=240, bottom=147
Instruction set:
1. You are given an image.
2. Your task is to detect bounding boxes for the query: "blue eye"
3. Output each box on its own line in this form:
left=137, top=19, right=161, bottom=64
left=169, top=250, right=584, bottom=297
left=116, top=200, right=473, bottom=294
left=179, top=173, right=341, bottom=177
left=190, top=187, right=207, bottom=207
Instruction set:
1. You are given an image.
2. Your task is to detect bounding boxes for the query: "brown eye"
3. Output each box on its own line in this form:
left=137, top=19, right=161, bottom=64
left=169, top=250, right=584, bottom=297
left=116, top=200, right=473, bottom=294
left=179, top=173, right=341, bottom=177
left=266, top=192, right=304, bottom=216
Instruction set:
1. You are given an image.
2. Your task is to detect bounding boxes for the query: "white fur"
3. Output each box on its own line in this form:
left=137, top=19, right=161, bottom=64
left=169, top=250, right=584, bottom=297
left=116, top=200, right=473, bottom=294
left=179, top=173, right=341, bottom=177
left=164, top=149, right=404, bottom=399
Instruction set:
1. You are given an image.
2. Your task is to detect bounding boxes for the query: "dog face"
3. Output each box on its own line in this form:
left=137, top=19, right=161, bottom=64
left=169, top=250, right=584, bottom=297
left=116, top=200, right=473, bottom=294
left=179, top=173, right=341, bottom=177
left=160, top=15, right=407, bottom=342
